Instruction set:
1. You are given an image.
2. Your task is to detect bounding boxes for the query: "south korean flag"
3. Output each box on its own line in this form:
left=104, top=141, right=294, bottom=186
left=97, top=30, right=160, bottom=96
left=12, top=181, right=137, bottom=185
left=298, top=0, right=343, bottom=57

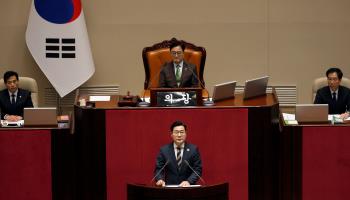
left=26, top=0, right=95, bottom=97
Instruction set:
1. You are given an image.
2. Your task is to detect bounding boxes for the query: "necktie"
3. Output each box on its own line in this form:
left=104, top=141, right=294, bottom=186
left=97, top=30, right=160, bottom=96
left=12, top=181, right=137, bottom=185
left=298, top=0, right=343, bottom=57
left=175, top=65, right=181, bottom=86
left=11, top=93, right=15, bottom=104
left=332, top=92, right=336, bottom=101
left=176, top=147, right=182, bottom=167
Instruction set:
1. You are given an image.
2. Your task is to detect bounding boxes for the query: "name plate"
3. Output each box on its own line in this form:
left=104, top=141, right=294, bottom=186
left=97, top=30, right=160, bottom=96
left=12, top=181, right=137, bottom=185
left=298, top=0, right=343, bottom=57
left=157, top=91, right=197, bottom=107
left=150, top=88, right=203, bottom=107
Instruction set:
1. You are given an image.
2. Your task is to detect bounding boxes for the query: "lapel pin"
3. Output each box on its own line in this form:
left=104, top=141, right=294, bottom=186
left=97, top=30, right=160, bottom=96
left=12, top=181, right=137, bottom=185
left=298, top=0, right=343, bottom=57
left=187, top=148, right=190, bottom=152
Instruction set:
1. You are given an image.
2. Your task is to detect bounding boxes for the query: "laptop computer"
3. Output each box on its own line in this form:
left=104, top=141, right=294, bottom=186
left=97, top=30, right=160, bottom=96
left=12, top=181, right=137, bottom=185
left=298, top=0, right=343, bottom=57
left=212, top=81, right=237, bottom=102
left=243, top=76, right=269, bottom=99
left=24, top=107, right=58, bottom=126
left=295, top=104, right=328, bottom=123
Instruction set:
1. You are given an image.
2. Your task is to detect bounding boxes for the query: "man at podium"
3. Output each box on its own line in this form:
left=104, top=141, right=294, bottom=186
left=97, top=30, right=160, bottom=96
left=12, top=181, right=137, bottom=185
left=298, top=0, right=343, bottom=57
left=158, top=41, right=199, bottom=88
left=154, top=120, right=202, bottom=187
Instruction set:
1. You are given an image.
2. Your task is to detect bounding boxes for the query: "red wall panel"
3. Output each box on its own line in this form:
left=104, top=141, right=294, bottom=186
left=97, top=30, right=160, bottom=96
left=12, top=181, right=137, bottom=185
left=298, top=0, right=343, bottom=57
left=303, top=126, right=350, bottom=200
left=0, top=130, right=52, bottom=200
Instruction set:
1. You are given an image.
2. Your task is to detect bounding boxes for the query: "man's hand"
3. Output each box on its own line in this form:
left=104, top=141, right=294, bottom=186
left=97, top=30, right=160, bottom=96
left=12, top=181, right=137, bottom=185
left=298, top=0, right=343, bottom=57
left=5, top=115, right=22, bottom=122
left=179, top=181, right=190, bottom=187
left=156, top=179, right=165, bottom=187
left=340, top=112, right=350, bottom=120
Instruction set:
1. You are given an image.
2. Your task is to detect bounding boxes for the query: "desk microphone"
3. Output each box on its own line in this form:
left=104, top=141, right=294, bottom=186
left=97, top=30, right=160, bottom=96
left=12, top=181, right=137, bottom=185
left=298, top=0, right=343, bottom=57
left=138, top=62, right=167, bottom=107
left=185, top=66, right=214, bottom=106
left=150, top=159, right=169, bottom=184
left=184, top=160, right=206, bottom=185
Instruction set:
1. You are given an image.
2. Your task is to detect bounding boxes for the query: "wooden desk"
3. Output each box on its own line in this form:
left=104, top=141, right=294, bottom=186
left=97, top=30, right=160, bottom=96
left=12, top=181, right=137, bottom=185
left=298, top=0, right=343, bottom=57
left=127, top=182, right=229, bottom=200
left=89, top=93, right=277, bottom=109
left=0, top=127, right=74, bottom=200
left=74, top=93, right=280, bottom=200
left=215, top=93, right=277, bottom=107
left=280, top=123, right=350, bottom=200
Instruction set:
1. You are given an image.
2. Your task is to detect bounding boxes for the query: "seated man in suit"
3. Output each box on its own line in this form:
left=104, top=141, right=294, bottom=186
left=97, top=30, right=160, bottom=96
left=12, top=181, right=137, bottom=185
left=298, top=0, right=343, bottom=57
left=154, top=120, right=202, bottom=187
left=0, top=71, right=33, bottom=121
left=158, top=41, right=199, bottom=88
left=314, top=67, right=350, bottom=119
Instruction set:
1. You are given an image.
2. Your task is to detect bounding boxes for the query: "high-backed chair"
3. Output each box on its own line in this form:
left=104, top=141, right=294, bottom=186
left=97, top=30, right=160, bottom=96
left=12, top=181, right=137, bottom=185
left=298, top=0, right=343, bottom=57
left=142, top=38, right=207, bottom=98
left=0, top=77, right=39, bottom=107
left=312, top=77, right=350, bottom=102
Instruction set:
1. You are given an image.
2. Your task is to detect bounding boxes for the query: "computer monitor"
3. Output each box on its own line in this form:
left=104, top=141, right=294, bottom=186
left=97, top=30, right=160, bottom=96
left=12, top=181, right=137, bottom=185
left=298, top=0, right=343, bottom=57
left=295, top=104, right=328, bottom=123
left=24, top=107, right=57, bottom=126
left=212, top=81, right=236, bottom=102
left=243, top=76, right=269, bottom=99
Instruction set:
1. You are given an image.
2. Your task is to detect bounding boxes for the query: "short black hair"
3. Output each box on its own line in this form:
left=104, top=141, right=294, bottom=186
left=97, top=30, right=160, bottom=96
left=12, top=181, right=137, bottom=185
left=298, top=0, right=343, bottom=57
left=3, top=71, right=19, bottom=83
left=170, top=120, right=187, bottom=132
left=169, top=41, right=185, bottom=52
left=326, top=67, right=343, bottom=80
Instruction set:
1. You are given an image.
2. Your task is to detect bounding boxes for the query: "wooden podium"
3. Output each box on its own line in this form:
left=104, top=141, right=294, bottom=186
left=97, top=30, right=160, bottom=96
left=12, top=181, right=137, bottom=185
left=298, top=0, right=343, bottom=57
left=127, top=183, right=229, bottom=200
left=74, top=92, right=279, bottom=200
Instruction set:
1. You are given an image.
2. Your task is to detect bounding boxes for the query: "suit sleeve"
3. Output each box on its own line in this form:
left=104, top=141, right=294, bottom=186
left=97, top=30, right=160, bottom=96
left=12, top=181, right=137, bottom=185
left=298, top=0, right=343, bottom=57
left=186, top=147, right=202, bottom=184
left=190, top=65, right=199, bottom=88
left=158, top=64, right=166, bottom=88
left=0, top=103, right=5, bottom=120
left=314, top=89, right=323, bottom=104
left=25, top=91, right=34, bottom=108
left=154, top=149, right=167, bottom=182
left=0, top=93, right=8, bottom=119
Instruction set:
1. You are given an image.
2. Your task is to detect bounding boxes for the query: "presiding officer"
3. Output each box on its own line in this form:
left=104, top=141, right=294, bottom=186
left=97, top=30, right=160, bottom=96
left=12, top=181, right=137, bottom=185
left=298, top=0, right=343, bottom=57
left=0, top=71, right=33, bottom=121
left=154, top=120, right=202, bottom=187
left=158, top=41, right=199, bottom=88
left=314, top=67, right=350, bottom=118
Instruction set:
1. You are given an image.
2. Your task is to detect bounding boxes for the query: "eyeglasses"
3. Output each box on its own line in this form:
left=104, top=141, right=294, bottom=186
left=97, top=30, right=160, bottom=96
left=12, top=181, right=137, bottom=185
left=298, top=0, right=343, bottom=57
left=171, top=51, right=183, bottom=56
left=172, top=130, right=186, bottom=135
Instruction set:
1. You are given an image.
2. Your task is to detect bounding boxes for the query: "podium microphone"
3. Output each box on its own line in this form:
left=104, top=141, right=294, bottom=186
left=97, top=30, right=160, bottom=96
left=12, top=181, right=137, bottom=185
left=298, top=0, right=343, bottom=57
left=150, top=159, right=169, bottom=184
left=184, top=160, right=205, bottom=185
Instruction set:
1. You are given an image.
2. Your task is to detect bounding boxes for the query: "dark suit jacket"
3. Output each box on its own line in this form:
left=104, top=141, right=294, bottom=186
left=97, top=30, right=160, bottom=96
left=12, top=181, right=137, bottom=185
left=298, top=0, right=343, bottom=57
left=314, top=85, right=350, bottom=114
left=0, top=88, right=34, bottom=119
left=158, top=61, right=199, bottom=88
left=154, top=143, right=202, bottom=185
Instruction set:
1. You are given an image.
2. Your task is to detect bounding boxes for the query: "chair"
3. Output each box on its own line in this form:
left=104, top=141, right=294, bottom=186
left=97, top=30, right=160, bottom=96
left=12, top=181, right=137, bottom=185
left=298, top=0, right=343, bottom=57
left=142, top=38, right=207, bottom=98
left=0, top=77, right=39, bottom=107
left=312, top=77, right=350, bottom=101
